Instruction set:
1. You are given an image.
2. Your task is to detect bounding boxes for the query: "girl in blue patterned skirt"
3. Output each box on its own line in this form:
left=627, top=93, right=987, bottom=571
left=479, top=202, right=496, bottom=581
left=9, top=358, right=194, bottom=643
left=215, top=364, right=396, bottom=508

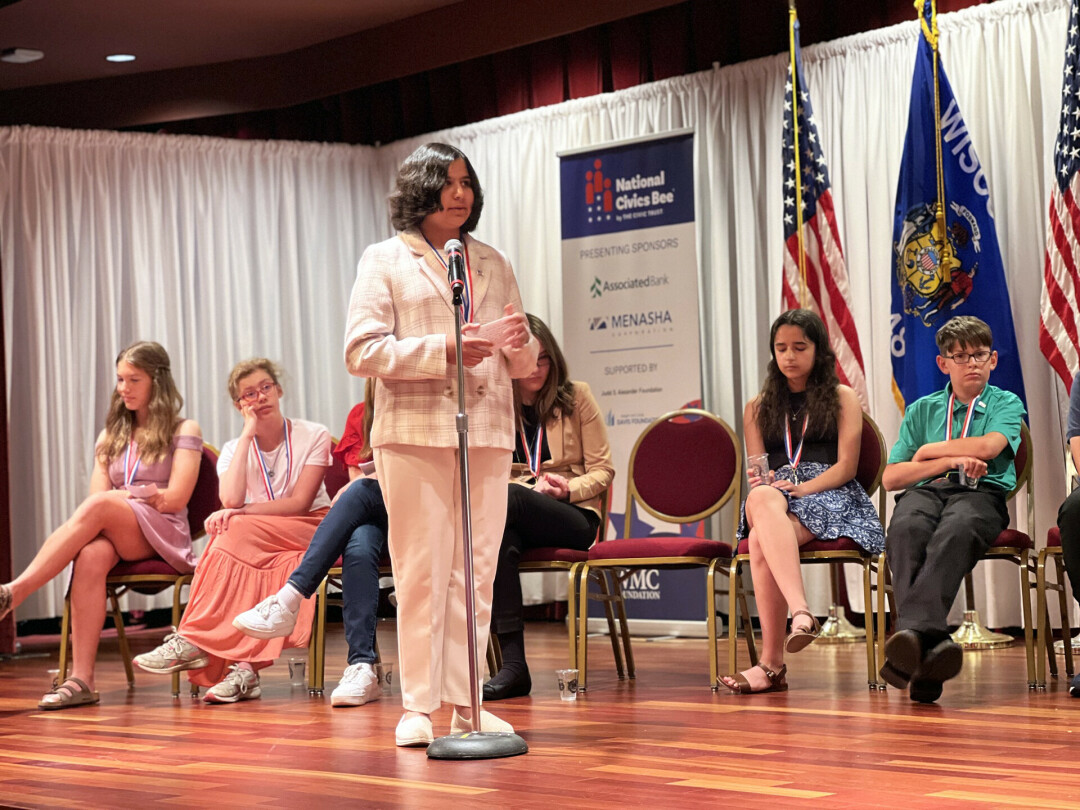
left=720, top=309, right=884, bottom=694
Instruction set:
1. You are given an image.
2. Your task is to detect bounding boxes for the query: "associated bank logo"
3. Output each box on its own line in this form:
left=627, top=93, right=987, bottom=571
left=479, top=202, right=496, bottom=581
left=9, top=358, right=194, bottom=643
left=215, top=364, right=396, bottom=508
left=589, top=316, right=608, bottom=331
left=622, top=569, right=661, bottom=600
left=591, top=273, right=671, bottom=297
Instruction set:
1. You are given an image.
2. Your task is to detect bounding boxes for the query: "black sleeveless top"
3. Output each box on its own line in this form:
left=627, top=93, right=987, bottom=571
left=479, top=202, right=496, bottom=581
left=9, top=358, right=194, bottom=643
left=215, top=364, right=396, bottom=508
left=763, top=391, right=838, bottom=470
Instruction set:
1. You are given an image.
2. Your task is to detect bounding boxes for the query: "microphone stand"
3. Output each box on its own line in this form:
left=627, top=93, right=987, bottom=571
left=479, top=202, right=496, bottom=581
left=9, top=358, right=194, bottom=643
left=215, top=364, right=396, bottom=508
left=426, top=290, right=528, bottom=761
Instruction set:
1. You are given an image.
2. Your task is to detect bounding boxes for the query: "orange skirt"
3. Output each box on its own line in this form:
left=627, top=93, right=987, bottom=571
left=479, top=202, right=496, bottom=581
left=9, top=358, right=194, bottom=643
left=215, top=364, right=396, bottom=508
left=179, top=509, right=328, bottom=687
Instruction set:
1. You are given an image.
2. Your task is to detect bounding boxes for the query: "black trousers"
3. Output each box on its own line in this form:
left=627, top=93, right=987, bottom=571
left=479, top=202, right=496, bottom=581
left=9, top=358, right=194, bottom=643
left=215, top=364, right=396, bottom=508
left=885, top=481, right=1008, bottom=638
left=490, top=484, right=600, bottom=634
left=1059, top=487, right=1080, bottom=600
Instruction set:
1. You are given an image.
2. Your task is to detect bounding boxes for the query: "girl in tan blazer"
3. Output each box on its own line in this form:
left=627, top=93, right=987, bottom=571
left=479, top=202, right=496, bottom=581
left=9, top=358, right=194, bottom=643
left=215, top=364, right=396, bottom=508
left=485, top=315, right=614, bottom=701
left=344, top=143, right=537, bottom=746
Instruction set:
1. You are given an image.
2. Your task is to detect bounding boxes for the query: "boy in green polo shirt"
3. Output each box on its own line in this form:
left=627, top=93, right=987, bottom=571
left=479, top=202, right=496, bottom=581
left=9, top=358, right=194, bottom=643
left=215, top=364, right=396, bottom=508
left=879, top=315, right=1025, bottom=703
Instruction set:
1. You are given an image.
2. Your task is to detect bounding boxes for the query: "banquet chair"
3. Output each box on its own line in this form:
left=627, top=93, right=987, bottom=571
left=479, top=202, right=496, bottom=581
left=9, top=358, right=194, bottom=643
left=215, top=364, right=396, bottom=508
left=876, top=423, right=1037, bottom=689
left=58, top=443, right=221, bottom=698
left=575, top=409, right=742, bottom=692
left=1035, top=447, right=1077, bottom=686
left=517, top=488, right=615, bottom=672
left=727, top=411, right=887, bottom=689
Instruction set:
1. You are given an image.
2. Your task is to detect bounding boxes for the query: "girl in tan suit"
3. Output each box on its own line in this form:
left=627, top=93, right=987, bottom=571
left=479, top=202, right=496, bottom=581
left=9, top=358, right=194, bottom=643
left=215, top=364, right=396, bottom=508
left=344, top=143, right=537, bottom=746
left=484, top=315, right=614, bottom=701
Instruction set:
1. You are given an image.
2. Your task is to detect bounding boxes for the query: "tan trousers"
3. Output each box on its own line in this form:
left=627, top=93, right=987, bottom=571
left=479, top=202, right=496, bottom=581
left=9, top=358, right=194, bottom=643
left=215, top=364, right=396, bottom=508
left=375, top=444, right=511, bottom=713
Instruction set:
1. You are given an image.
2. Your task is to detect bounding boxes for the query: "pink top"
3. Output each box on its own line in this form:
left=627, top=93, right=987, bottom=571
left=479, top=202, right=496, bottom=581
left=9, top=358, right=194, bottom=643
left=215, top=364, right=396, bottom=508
left=105, top=432, right=203, bottom=573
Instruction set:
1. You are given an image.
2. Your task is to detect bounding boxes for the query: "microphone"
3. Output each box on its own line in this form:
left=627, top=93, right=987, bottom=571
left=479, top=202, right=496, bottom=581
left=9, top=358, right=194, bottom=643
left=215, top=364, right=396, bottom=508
left=445, top=238, right=466, bottom=297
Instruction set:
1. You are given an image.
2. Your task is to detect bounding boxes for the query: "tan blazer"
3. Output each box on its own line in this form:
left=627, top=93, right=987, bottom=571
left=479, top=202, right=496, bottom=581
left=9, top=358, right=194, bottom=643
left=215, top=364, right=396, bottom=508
left=344, top=228, right=538, bottom=450
left=511, top=381, right=614, bottom=518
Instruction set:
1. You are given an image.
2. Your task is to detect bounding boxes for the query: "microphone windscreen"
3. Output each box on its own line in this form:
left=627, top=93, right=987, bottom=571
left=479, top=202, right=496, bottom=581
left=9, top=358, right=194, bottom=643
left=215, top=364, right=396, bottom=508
left=444, top=238, right=464, bottom=256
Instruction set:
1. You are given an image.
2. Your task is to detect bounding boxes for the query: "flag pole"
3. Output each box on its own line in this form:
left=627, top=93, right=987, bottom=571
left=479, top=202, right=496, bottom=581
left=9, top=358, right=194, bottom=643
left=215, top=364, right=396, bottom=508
left=921, top=0, right=953, bottom=278
left=789, top=0, right=807, bottom=308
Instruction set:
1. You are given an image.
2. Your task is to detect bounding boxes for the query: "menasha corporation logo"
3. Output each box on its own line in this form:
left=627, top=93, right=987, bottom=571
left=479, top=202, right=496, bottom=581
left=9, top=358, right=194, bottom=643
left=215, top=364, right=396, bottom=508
left=590, top=277, right=603, bottom=298
left=589, top=316, right=608, bottom=331
left=585, top=159, right=614, bottom=225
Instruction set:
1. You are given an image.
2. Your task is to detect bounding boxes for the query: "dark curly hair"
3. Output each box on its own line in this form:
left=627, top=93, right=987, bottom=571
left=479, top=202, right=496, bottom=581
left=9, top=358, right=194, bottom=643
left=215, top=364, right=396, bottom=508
left=756, top=309, right=840, bottom=445
left=389, top=143, right=484, bottom=233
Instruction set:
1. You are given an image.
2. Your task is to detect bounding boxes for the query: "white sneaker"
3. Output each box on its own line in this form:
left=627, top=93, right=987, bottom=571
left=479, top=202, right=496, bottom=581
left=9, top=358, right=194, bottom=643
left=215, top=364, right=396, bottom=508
left=232, top=594, right=298, bottom=639
left=133, top=632, right=208, bottom=673
left=204, top=664, right=261, bottom=704
left=330, top=662, right=382, bottom=707
left=450, top=708, right=514, bottom=734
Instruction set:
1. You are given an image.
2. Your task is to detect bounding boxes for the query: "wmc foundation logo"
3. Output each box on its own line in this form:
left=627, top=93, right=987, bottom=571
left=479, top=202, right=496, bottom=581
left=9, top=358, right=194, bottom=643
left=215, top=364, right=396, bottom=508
left=585, top=159, right=613, bottom=224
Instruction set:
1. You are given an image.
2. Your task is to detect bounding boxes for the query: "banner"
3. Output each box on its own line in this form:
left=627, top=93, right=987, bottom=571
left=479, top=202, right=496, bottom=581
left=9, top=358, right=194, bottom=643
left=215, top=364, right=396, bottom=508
left=559, top=131, right=706, bottom=632
left=889, top=0, right=1026, bottom=410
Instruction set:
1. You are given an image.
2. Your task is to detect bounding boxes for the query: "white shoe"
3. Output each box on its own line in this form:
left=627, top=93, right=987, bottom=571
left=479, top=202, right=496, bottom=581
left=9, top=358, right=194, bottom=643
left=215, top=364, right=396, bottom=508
left=331, top=663, right=382, bottom=707
left=395, top=713, right=434, bottom=747
left=232, top=594, right=298, bottom=639
left=450, top=708, right=514, bottom=734
left=133, top=632, right=208, bottom=674
left=204, top=664, right=261, bottom=704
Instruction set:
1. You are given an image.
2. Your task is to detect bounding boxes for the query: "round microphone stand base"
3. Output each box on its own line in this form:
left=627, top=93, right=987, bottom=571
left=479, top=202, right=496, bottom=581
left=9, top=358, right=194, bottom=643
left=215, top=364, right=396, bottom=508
left=426, top=731, right=529, bottom=760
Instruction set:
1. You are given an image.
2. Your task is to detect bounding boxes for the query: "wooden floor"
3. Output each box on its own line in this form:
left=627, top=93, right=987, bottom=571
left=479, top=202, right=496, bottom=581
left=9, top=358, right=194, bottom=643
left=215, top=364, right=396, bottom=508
left=0, top=620, right=1078, bottom=809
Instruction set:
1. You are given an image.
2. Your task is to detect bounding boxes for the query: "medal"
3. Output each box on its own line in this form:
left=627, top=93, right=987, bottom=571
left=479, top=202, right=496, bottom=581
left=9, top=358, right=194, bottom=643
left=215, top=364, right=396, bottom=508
left=123, top=440, right=141, bottom=487
left=945, top=390, right=978, bottom=441
left=519, top=422, right=544, bottom=479
left=784, top=412, right=809, bottom=486
left=253, top=417, right=292, bottom=501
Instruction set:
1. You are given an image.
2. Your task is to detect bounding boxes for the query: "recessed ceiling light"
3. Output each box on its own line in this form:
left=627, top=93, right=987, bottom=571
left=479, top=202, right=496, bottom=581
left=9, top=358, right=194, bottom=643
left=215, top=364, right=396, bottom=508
left=1, top=47, right=44, bottom=64
left=106, top=54, right=136, bottom=63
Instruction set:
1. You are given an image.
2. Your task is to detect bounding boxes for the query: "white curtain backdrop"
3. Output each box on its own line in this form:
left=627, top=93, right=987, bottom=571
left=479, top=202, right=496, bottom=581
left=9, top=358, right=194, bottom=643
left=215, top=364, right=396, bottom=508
left=0, top=0, right=1072, bottom=627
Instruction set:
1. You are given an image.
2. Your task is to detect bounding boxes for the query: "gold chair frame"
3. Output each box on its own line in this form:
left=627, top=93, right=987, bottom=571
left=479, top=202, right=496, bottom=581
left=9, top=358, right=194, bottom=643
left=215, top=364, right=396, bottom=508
left=58, top=442, right=219, bottom=699
left=727, top=412, right=887, bottom=690
left=575, top=409, right=742, bottom=692
left=1035, top=447, right=1077, bottom=686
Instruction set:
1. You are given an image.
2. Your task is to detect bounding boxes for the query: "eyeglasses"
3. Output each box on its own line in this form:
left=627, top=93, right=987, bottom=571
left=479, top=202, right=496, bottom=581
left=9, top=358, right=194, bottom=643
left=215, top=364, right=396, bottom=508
left=945, top=350, right=992, bottom=365
left=536, top=355, right=552, bottom=368
left=236, top=382, right=276, bottom=403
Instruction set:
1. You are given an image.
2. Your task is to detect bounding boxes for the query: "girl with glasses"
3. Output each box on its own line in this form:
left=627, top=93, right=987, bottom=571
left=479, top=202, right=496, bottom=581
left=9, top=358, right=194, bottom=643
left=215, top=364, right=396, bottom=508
left=135, top=358, right=333, bottom=704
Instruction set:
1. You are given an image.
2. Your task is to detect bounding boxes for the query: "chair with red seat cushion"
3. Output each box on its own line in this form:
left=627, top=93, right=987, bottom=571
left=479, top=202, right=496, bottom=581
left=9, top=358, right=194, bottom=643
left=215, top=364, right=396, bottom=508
left=515, top=491, right=615, bottom=677
left=575, top=409, right=742, bottom=691
left=878, top=423, right=1040, bottom=689
left=957, top=423, right=1038, bottom=688
left=58, top=443, right=221, bottom=697
left=728, top=411, right=886, bottom=690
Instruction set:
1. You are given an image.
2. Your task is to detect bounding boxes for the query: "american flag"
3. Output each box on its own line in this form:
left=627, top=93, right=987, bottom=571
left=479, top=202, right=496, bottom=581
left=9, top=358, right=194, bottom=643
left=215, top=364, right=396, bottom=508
left=781, top=19, right=868, bottom=409
left=1040, top=0, right=1080, bottom=393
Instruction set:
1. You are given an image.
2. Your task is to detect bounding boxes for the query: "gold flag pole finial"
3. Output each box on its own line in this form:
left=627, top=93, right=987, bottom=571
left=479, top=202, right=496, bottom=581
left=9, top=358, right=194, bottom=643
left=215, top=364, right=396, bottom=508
left=789, top=0, right=807, bottom=308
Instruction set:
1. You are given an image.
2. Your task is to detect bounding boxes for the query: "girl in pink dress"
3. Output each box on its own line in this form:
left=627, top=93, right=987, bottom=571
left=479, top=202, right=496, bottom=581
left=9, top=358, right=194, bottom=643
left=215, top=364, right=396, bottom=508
left=0, top=341, right=203, bottom=710
left=134, top=358, right=331, bottom=703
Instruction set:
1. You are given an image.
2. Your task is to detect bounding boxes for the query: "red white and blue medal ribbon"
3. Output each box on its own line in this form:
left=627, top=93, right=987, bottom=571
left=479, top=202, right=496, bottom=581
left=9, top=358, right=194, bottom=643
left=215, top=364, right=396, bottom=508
left=784, top=413, right=809, bottom=486
left=945, top=391, right=978, bottom=442
left=123, top=441, right=141, bottom=487
left=519, top=424, right=544, bottom=479
left=423, top=233, right=474, bottom=322
left=253, top=418, right=292, bottom=501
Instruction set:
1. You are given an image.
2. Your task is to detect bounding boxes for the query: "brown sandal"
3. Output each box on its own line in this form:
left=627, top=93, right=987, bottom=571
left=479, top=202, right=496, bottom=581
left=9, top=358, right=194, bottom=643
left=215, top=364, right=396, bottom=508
left=719, top=663, right=788, bottom=694
left=38, top=677, right=100, bottom=711
left=785, top=609, right=821, bottom=654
